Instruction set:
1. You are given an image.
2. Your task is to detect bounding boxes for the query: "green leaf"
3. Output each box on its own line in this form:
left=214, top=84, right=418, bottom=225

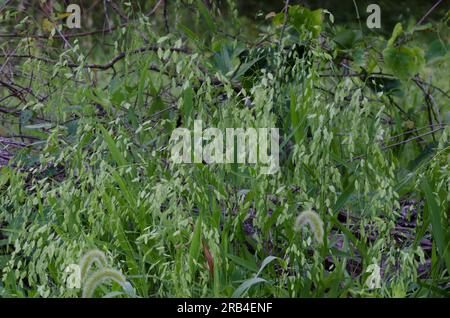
left=110, top=169, right=135, bottom=208
left=196, top=0, right=215, bottom=32
left=178, top=23, right=200, bottom=43
left=332, top=180, right=355, bottom=213
left=226, top=254, right=258, bottom=272
left=137, top=59, right=149, bottom=109
left=387, top=22, right=403, bottom=47
left=182, top=86, right=194, bottom=126
left=231, top=255, right=278, bottom=297
left=149, top=96, right=166, bottom=117
left=383, top=46, right=425, bottom=80
left=413, top=23, right=432, bottom=32
left=256, top=256, right=278, bottom=277
left=24, top=123, right=53, bottom=130
left=274, top=5, right=323, bottom=37
left=289, top=87, right=308, bottom=145
left=233, top=57, right=262, bottom=80
left=188, top=215, right=203, bottom=276
left=333, top=29, right=362, bottom=49
left=232, top=277, right=267, bottom=298
left=328, top=214, right=368, bottom=261
left=426, top=39, right=449, bottom=62
left=422, top=178, right=450, bottom=274
left=86, top=88, right=112, bottom=112
left=0, top=167, right=10, bottom=187
left=100, top=125, right=126, bottom=167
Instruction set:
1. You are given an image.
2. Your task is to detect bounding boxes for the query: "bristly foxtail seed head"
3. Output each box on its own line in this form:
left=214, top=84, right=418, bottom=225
left=82, top=268, right=128, bottom=298
left=294, top=210, right=325, bottom=245
left=79, top=249, right=108, bottom=282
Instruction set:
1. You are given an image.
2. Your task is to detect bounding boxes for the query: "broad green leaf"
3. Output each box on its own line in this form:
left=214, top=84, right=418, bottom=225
left=333, top=29, right=362, bottom=49
left=274, top=5, right=323, bottom=37
left=383, top=46, right=425, bottom=80
left=426, top=39, right=449, bottom=62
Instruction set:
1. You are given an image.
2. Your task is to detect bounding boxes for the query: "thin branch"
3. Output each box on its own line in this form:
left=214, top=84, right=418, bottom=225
left=413, top=77, right=441, bottom=141
left=146, top=0, right=164, bottom=16
left=0, top=0, right=12, bottom=15
left=0, top=24, right=125, bottom=39
left=1, top=45, right=189, bottom=70
left=382, top=127, right=444, bottom=150
left=417, top=0, right=443, bottom=25
left=346, top=126, right=445, bottom=164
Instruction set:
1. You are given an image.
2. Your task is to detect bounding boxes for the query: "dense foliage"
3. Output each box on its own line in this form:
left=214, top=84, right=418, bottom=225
left=0, top=1, right=449, bottom=298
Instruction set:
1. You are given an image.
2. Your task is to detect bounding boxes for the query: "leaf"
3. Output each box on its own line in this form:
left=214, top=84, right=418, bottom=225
left=42, top=18, right=55, bottom=33
left=178, top=23, right=200, bottom=43
left=275, top=5, right=323, bottom=37
left=407, top=144, right=436, bottom=171
left=383, top=46, right=425, bottom=80
left=182, top=86, right=194, bottom=126
left=232, top=277, right=267, bottom=298
left=333, top=29, right=362, bottom=49
left=208, top=40, right=246, bottom=77
left=137, top=59, right=149, bottom=109
left=413, top=23, right=432, bottom=32
left=387, top=23, right=403, bottom=47
left=56, top=12, right=72, bottom=20
left=196, top=0, right=215, bottom=32
left=202, top=240, right=214, bottom=275
left=232, top=57, right=262, bottom=80
left=256, top=256, right=278, bottom=277
left=422, top=178, right=450, bottom=274
left=111, top=169, right=135, bottom=208
left=86, top=88, right=112, bottom=112
left=289, top=87, right=306, bottom=145
left=178, top=23, right=204, bottom=51
left=0, top=167, right=10, bottom=188
left=24, top=123, right=53, bottom=130
left=265, top=12, right=276, bottom=20
left=149, top=96, right=165, bottom=117
left=332, top=180, right=355, bottom=213
left=20, top=110, right=33, bottom=125
left=328, top=214, right=368, bottom=260
left=226, top=254, right=258, bottom=272
left=426, top=39, right=449, bottom=62
left=100, top=125, right=126, bottom=167
left=323, top=9, right=334, bottom=24
left=231, top=255, right=278, bottom=297
left=417, top=279, right=450, bottom=297
left=188, top=215, right=203, bottom=276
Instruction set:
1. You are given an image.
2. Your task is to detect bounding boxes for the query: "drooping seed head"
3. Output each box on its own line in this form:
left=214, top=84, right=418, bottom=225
left=79, top=249, right=108, bottom=282
left=82, top=268, right=128, bottom=298
left=294, top=210, right=324, bottom=245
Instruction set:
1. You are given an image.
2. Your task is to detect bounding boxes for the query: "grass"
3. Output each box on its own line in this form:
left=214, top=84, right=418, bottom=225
left=0, top=1, right=448, bottom=298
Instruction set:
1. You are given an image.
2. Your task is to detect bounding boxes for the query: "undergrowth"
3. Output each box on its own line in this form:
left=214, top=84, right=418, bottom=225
left=0, top=1, right=448, bottom=298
